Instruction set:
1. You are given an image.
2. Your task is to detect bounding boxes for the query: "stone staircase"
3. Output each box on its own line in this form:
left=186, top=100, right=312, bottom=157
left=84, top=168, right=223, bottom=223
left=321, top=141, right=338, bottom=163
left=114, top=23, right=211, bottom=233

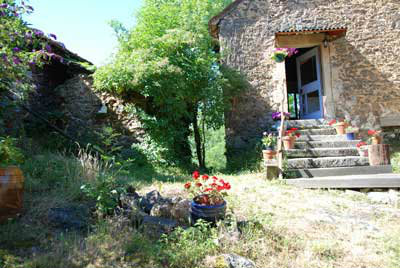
left=285, top=119, right=393, bottom=179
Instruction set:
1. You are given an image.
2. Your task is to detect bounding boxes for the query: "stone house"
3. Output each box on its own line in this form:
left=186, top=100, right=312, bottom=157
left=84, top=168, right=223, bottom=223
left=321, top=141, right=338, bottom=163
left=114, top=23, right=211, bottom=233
left=209, top=0, right=400, bottom=155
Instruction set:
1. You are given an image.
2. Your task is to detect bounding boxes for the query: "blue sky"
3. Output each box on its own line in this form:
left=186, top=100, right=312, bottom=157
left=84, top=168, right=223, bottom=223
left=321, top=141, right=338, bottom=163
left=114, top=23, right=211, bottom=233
left=26, top=0, right=142, bottom=66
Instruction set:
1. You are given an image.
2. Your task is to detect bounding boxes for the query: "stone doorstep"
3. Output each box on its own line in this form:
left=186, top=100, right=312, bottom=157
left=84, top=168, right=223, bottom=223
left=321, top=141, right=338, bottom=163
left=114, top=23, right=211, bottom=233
left=285, top=147, right=359, bottom=158
left=285, top=173, right=400, bottom=189
left=295, top=140, right=361, bottom=149
left=287, top=165, right=393, bottom=178
left=286, top=119, right=329, bottom=129
left=296, top=134, right=350, bottom=141
left=287, top=156, right=370, bottom=169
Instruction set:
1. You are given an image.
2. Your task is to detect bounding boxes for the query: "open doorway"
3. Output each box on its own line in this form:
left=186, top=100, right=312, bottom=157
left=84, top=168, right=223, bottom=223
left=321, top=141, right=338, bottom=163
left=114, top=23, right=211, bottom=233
left=285, top=46, right=323, bottom=119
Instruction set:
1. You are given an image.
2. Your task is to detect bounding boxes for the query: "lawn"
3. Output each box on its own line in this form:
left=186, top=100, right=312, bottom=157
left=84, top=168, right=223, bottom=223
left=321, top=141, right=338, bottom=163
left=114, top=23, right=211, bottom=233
left=1, top=148, right=400, bottom=268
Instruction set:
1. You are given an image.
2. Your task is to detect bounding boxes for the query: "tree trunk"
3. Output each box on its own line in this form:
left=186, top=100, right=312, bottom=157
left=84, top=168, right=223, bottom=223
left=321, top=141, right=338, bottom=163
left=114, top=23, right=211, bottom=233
left=368, top=144, right=391, bottom=166
left=192, top=106, right=205, bottom=169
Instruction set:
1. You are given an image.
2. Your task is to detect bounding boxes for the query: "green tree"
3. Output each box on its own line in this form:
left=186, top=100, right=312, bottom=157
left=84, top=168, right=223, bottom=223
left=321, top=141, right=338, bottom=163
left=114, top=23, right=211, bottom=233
left=94, top=0, right=246, bottom=169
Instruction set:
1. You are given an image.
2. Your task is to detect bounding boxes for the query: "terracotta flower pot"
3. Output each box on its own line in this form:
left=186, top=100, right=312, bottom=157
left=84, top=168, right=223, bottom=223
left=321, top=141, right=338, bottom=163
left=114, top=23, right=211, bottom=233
left=371, top=136, right=382, bottom=145
left=334, top=122, right=347, bottom=135
left=0, top=166, right=24, bottom=223
left=262, top=149, right=277, bottom=160
left=283, top=136, right=295, bottom=150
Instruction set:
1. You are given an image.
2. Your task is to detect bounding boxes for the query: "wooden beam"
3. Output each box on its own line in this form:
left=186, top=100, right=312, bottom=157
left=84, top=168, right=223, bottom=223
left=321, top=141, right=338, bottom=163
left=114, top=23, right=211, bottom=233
left=380, top=115, right=400, bottom=127
left=275, top=33, right=325, bottom=48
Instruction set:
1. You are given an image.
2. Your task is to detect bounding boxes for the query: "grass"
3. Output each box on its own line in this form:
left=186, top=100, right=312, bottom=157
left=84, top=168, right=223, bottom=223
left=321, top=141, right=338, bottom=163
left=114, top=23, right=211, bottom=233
left=1, top=143, right=400, bottom=268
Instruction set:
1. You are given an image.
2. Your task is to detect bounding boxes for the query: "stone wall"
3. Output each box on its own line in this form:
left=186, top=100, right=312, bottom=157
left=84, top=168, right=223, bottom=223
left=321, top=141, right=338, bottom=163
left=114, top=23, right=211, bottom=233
left=216, top=0, right=400, bottom=154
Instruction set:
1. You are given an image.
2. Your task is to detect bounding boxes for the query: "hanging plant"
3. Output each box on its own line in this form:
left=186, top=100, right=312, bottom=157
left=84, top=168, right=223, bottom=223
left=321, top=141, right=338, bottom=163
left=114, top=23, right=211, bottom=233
left=271, top=48, right=298, bottom=63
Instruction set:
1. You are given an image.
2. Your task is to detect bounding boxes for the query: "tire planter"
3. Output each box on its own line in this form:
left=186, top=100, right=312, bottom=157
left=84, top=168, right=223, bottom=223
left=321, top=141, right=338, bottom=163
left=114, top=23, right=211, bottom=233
left=190, top=199, right=226, bottom=224
left=0, top=166, right=24, bottom=223
left=346, top=133, right=355, bottom=140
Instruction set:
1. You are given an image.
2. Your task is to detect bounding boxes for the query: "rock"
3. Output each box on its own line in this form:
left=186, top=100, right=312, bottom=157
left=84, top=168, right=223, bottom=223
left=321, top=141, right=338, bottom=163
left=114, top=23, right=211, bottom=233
left=217, top=254, right=256, bottom=268
left=48, top=206, right=89, bottom=230
left=171, top=199, right=191, bottom=224
left=150, top=200, right=174, bottom=218
left=139, top=190, right=164, bottom=213
left=140, top=216, right=178, bottom=239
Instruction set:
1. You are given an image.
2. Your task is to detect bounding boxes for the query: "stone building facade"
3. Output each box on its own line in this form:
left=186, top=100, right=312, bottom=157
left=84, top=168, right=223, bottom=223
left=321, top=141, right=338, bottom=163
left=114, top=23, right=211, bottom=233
left=209, top=0, right=400, bottom=155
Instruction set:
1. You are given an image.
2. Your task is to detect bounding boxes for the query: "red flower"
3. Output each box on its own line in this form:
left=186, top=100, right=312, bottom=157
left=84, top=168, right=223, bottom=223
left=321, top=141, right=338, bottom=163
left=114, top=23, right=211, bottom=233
left=202, top=174, right=209, bottom=180
left=217, top=185, right=224, bottom=191
left=328, top=119, right=337, bottom=126
left=368, top=130, right=377, bottom=136
left=184, top=182, right=191, bottom=189
left=192, top=170, right=200, bottom=179
left=224, top=182, right=231, bottom=190
left=356, top=141, right=367, bottom=148
left=290, top=128, right=298, bottom=131
left=212, top=176, right=218, bottom=181
left=205, top=188, right=213, bottom=192
left=195, top=182, right=202, bottom=187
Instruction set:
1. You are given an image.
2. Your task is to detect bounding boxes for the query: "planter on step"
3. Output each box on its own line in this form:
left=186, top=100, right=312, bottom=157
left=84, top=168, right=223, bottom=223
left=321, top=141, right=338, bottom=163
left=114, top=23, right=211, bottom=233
left=371, top=136, right=382, bottom=145
left=333, top=122, right=347, bottom=135
left=346, top=133, right=356, bottom=140
left=262, top=149, right=277, bottom=160
left=283, top=136, right=296, bottom=150
left=0, top=166, right=24, bottom=223
left=368, top=144, right=390, bottom=166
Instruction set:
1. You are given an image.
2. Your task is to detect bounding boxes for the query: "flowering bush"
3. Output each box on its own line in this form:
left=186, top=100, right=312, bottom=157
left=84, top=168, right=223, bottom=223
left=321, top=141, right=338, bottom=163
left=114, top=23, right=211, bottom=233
left=356, top=141, right=367, bottom=148
left=367, top=130, right=381, bottom=137
left=285, top=128, right=301, bottom=138
left=262, top=132, right=277, bottom=149
left=271, top=111, right=290, bottom=121
left=184, top=171, right=231, bottom=205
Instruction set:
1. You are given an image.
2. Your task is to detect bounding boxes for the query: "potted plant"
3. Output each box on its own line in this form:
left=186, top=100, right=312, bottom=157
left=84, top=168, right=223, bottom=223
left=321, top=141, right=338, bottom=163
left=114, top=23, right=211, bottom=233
left=0, top=136, right=25, bottom=223
left=283, top=128, right=301, bottom=150
left=345, top=126, right=359, bottom=140
left=270, top=48, right=298, bottom=63
left=328, top=119, right=349, bottom=135
left=368, top=129, right=382, bottom=144
left=262, top=132, right=277, bottom=160
left=356, top=141, right=368, bottom=157
left=184, top=171, right=231, bottom=224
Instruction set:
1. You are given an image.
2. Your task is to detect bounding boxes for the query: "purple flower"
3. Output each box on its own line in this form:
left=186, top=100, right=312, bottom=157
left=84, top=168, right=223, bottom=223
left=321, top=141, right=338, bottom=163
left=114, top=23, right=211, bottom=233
left=26, top=5, right=34, bottom=11
left=12, top=56, right=22, bottom=65
left=45, top=44, right=52, bottom=52
left=0, top=3, right=8, bottom=8
left=58, top=42, right=66, bottom=49
left=1, top=54, right=8, bottom=62
left=28, top=60, right=36, bottom=66
left=12, top=47, right=21, bottom=52
left=48, top=33, right=57, bottom=40
left=34, top=30, right=44, bottom=37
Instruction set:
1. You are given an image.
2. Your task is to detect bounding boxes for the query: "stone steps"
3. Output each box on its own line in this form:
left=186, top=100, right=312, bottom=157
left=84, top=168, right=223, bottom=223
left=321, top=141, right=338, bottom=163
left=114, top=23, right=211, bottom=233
left=285, top=147, right=359, bottom=158
left=296, top=128, right=337, bottom=136
left=286, top=173, right=400, bottom=189
left=287, top=156, right=369, bottom=169
left=297, top=134, right=350, bottom=141
left=287, top=165, right=393, bottom=178
left=294, top=140, right=360, bottom=149
left=287, top=119, right=330, bottom=129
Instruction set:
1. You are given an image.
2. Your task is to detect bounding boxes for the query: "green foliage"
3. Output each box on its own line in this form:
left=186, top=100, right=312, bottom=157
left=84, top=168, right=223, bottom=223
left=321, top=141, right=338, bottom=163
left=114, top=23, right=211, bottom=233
left=94, top=0, right=245, bottom=169
left=158, top=220, right=219, bottom=268
left=81, top=174, right=126, bottom=216
left=0, top=136, right=24, bottom=166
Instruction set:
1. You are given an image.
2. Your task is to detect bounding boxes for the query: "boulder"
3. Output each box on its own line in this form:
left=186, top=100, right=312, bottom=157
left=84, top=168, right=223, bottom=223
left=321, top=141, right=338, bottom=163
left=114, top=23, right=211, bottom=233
left=139, top=190, right=164, bottom=213
left=140, top=215, right=178, bottom=239
left=216, top=254, right=256, bottom=268
left=48, top=206, right=89, bottom=230
left=171, top=199, right=191, bottom=224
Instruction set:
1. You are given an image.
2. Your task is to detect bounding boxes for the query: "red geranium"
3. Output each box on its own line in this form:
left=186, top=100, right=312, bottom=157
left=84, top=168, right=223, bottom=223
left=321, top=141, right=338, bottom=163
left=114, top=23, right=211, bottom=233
left=184, top=172, right=231, bottom=205
left=356, top=141, right=367, bottom=148
left=285, top=128, right=301, bottom=138
left=328, top=119, right=337, bottom=126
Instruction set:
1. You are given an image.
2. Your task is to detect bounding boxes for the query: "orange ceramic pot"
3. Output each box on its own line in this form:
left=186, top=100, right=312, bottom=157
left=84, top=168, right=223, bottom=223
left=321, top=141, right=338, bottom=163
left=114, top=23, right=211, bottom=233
left=283, top=136, right=296, bottom=150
